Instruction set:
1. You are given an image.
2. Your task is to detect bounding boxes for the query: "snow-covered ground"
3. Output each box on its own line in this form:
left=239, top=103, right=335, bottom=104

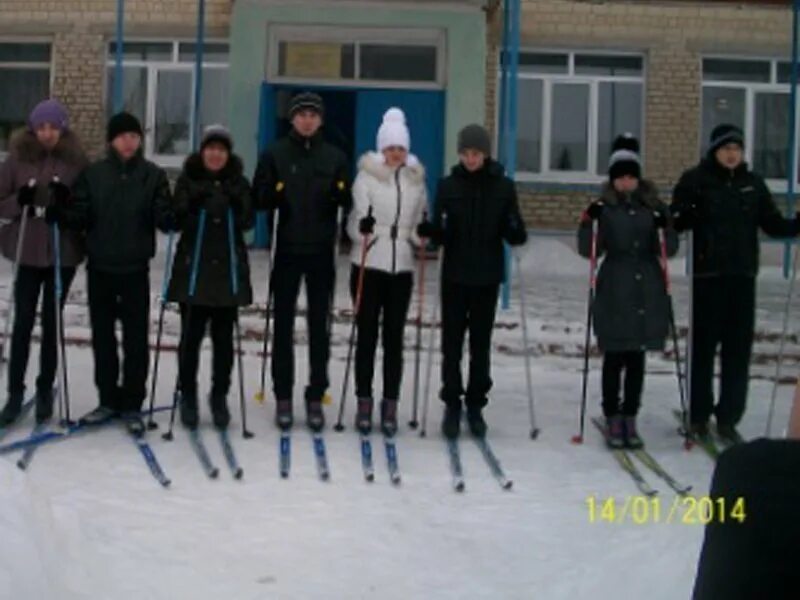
left=0, top=233, right=798, bottom=599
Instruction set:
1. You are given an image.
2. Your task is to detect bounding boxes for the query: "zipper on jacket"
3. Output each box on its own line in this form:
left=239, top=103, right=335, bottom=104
left=391, top=166, right=404, bottom=274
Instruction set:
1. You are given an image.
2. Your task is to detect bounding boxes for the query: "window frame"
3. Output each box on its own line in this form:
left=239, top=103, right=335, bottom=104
left=105, top=39, right=229, bottom=168
left=267, top=24, right=447, bottom=90
left=0, top=38, right=54, bottom=160
left=509, top=48, right=646, bottom=184
left=701, top=55, right=798, bottom=193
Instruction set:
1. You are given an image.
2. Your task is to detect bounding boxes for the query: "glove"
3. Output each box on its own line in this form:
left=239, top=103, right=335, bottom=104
left=264, top=181, right=286, bottom=210
left=330, top=178, right=348, bottom=205
left=652, top=211, right=668, bottom=229
left=188, top=186, right=214, bottom=213
left=504, top=215, right=527, bottom=246
left=416, top=221, right=441, bottom=241
left=358, top=214, right=375, bottom=235
left=672, top=203, right=697, bottom=229
left=16, top=180, right=37, bottom=207
left=49, top=179, right=71, bottom=206
left=586, top=202, right=604, bottom=221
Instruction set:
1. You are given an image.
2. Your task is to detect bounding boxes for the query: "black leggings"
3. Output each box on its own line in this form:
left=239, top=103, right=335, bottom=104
left=601, top=351, right=645, bottom=417
left=350, top=266, right=413, bottom=401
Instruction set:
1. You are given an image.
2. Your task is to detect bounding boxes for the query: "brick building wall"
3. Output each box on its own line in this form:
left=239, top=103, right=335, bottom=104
left=0, top=0, right=232, bottom=156
left=488, top=0, right=793, bottom=229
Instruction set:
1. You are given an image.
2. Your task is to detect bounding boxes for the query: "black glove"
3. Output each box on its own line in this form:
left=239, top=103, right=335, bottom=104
left=49, top=179, right=71, bottom=206
left=16, top=182, right=37, bottom=207
left=586, top=202, right=604, bottom=221
left=672, top=203, right=697, bottom=229
left=188, top=186, right=214, bottom=213
left=330, top=178, right=349, bottom=206
left=358, top=214, right=375, bottom=235
left=263, top=181, right=286, bottom=210
left=652, top=211, right=668, bottom=229
left=504, top=215, right=527, bottom=246
left=417, top=221, right=441, bottom=241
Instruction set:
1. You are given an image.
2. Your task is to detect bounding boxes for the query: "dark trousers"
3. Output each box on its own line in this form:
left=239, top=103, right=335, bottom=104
left=87, top=268, right=150, bottom=412
left=601, top=351, right=646, bottom=417
left=690, top=276, right=756, bottom=427
left=440, top=281, right=499, bottom=409
left=178, top=304, right=236, bottom=400
left=8, top=265, right=76, bottom=396
left=350, top=266, right=413, bottom=401
left=271, top=251, right=334, bottom=401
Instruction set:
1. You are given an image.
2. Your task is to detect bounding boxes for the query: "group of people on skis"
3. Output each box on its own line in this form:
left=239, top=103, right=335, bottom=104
left=0, top=91, right=796, bottom=449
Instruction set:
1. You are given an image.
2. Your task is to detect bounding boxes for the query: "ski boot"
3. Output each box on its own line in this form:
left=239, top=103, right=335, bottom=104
left=605, top=415, right=625, bottom=449
left=122, top=412, right=146, bottom=437
left=441, top=402, right=462, bottom=440
left=716, top=423, right=744, bottom=446
left=380, top=399, right=398, bottom=438
left=306, top=397, right=325, bottom=432
left=34, top=387, right=54, bottom=425
left=209, top=394, right=230, bottom=430
left=355, top=397, right=373, bottom=435
left=0, top=391, right=24, bottom=426
left=690, top=421, right=711, bottom=442
left=79, top=405, right=117, bottom=427
left=180, top=392, right=199, bottom=430
left=624, top=416, right=644, bottom=449
left=275, top=399, right=293, bottom=431
left=466, top=406, right=488, bottom=438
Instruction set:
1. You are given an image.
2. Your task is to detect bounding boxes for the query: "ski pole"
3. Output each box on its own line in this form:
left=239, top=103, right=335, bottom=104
left=658, top=226, right=691, bottom=449
left=227, top=206, right=254, bottom=439
left=685, top=230, right=695, bottom=441
left=146, top=231, right=175, bottom=429
left=334, top=206, right=372, bottom=432
left=51, top=217, right=71, bottom=425
left=767, top=238, right=800, bottom=436
left=514, top=250, right=539, bottom=439
left=164, top=208, right=206, bottom=441
left=419, top=247, right=443, bottom=438
left=0, top=186, right=32, bottom=380
left=254, top=209, right=278, bottom=404
left=408, top=212, right=427, bottom=430
left=572, top=219, right=599, bottom=444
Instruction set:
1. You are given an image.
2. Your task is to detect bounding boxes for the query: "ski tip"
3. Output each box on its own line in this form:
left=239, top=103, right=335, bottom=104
left=320, top=473, right=331, bottom=482
left=234, top=469, right=244, bottom=480
left=333, top=423, right=345, bottom=433
left=502, top=480, right=514, bottom=491
left=210, top=468, right=220, bottom=479
left=16, top=460, right=26, bottom=471
left=391, top=476, right=402, bottom=486
left=146, top=421, right=159, bottom=431
left=162, top=479, right=172, bottom=488
left=530, top=428, right=540, bottom=440
left=407, top=420, right=419, bottom=430
left=454, top=482, right=465, bottom=493
left=280, top=471, right=289, bottom=479
left=161, top=432, right=174, bottom=442
left=243, top=430, right=255, bottom=440
left=365, top=473, right=375, bottom=483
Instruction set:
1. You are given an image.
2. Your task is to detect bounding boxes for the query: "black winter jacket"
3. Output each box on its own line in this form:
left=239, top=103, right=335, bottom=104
left=64, top=150, right=174, bottom=273
left=578, top=181, right=678, bottom=353
left=432, top=159, right=527, bottom=287
left=252, top=130, right=350, bottom=255
left=671, top=158, right=799, bottom=278
left=167, top=153, right=254, bottom=307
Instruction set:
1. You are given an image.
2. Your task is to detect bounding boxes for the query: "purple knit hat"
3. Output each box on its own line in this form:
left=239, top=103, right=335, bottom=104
left=28, top=99, right=69, bottom=132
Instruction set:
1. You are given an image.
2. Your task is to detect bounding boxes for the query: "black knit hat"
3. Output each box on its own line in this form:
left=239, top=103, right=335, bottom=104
left=288, top=92, right=324, bottom=119
left=708, top=123, right=744, bottom=156
left=457, top=124, right=492, bottom=156
left=201, top=124, right=233, bottom=152
left=608, top=133, right=642, bottom=181
left=107, top=111, right=143, bottom=142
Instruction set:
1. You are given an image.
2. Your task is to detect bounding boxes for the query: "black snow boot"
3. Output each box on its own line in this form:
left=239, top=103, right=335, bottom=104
left=275, top=399, right=293, bottom=431
left=122, top=412, right=145, bottom=437
left=180, top=392, right=199, bottom=430
left=306, top=397, right=325, bottom=433
left=380, top=399, right=398, bottom=438
left=355, top=397, right=373, bottom=435
left=441, top=402, right=462, bottom=440
left=466, top=406, right=487, bottom=438
left=209, top=394, right=230, bottom=430
left=35, top=388, right=54, bottom=425
left=624, top=416, right=644, bottom=449
left=79, top=405, right=117, bottom=426
left=0, top=391, right=24, bottom=426
left=605, top=415, right=625, bottom=449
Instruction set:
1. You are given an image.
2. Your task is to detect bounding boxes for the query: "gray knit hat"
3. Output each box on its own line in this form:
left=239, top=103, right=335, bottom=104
left=457, top=124, right=492, bottom=156
left=288, top=92, right=324, bottom=119
left=201, top=124, right=233, bottom=152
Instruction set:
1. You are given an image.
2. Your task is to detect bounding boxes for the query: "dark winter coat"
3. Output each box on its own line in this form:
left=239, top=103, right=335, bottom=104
left=0, top=129, right=87, bottom=267
left=432, top=158, right=527, bottom=287
left=692, top=439, right=800, bottom=600
left=62, top=149, right=174, bottom=273
left=578, top=181, right=678, bottom=353
left=166, top=153, right=254, bottom=307
left=252, top=129, right=350, bottom=255
left=671, top=157, right=800, bottom=278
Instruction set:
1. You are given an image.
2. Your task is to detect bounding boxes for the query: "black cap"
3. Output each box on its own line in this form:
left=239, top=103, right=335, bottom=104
left=107, top=111, right=144, bottom=143
left=708, top=124, right=744, bottom=156
left=288, top=92, right=324, bottom=119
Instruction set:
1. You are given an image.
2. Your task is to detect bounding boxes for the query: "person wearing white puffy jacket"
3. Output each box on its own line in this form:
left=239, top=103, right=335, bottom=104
left=346, top=108, right=427, bottom=437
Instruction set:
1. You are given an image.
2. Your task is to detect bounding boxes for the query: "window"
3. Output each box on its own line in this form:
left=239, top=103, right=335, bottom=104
left=106, top=41, right=229, bottom=167
left=511, top=51, right=644, bottom=182
left=269, top=25, right=445, bottom=89
left=0, top=42, right=51, bottom=154
left=701, top=56, right=800, bottom=188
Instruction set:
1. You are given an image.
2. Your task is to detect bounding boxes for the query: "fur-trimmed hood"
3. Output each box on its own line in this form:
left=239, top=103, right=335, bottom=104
left=182, top=151, right=245, bottom=183
left=357, top=151, right=426, bottom=184
left=9, top=128, right=87, bottom=168
left=600, top=179, right=661, bottom=210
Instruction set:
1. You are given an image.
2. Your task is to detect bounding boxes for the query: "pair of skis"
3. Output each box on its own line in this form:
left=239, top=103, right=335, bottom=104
left=446, top=435, right=513, bottom=493
left=279, top=430, right=330, bottom=481
left=591, top=417, right=692, bottom=497
left=360, top=434, right=401, bottom=485
left=186, top=428, right=244, bottom=480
